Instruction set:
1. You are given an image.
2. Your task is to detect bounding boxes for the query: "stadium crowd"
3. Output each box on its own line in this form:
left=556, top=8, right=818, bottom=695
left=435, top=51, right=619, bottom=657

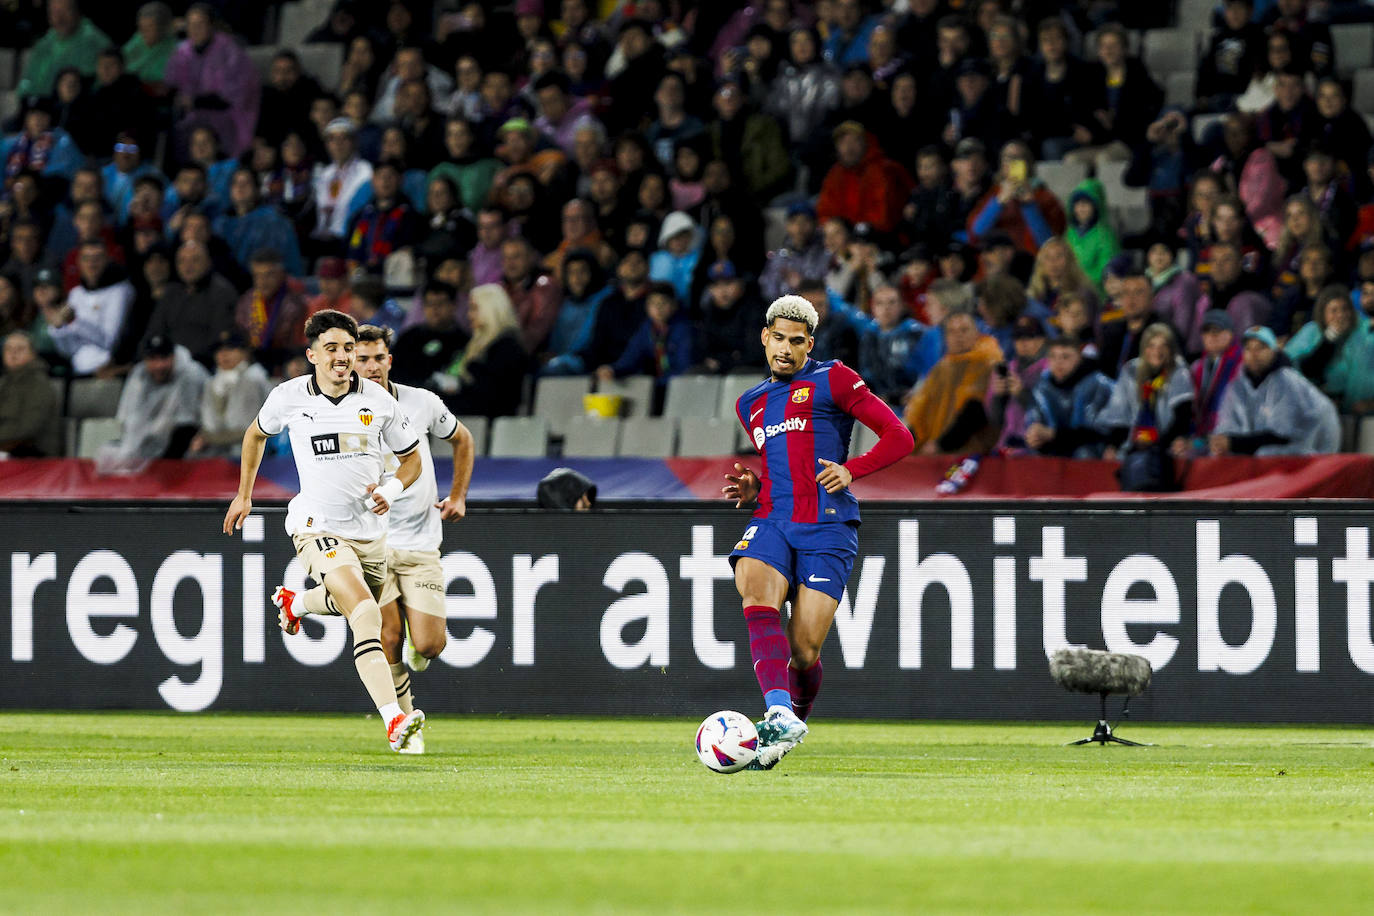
left=0, top=0, right=1372, bottom=471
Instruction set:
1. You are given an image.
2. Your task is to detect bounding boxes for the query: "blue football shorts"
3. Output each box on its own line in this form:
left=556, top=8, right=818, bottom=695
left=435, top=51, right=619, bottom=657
left=728, top=518, right=859, bottom=602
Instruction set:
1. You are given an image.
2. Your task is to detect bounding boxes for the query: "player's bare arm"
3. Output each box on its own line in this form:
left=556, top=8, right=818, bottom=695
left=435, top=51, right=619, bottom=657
left=223, top=419, right=269, bottom=534
left=722, top=462, right=760, bottom=508
left=437, top=420, right=475, bottom=521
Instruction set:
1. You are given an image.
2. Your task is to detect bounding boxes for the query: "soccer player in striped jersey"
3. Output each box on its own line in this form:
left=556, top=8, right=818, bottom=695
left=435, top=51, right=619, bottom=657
left=723, top=294, right=915, bottom=768
left=223, top=309, right=427, bottom=753
left=274, top=324, right=475, bottom=754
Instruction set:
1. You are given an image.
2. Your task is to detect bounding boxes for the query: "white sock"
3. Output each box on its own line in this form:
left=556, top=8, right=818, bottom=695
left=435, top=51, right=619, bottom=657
left=380, top=701, right=403, bottom=723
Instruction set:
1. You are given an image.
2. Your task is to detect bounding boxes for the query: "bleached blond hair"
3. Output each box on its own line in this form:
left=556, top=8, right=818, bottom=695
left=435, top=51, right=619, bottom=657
left=765, top=294, right=820, bottom=334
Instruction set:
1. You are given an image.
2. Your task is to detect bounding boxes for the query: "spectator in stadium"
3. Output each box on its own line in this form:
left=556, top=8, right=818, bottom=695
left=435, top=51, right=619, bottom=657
left=165, top=4, right=259, bottom=159
left=1271, top=243, right=1334, bottom=337
left=345, top=160, right=422, bottom=275
left=467, top=206, right=508, bottom=288
left=760, top=201, right=828, bottom=302
left=942, top=57, right=1007, bottom=157
left=17, top=0, right=111, bottom=98
left=533, top=70, right=600, bottom=157
left=215, top=168, right=304, bottom=279
left=1023, top=18, right=1095, bottom=162
left=858, top=283, right=924, bottom=407
left=189, top=330, right=273, bottom=459
left=44, top=240, right=133, bottom=376
left=313, top=118, right=375, bottom=245
left=816, top=122, right=911, bottom=237
left=79, top=48, right=158, bottom=157
left=100, top=135, right=159, bottom=225
left=306, top=257, right=353, bottom=318
left=1, top=97, right=82, bottom=184
left=544, top=197, right=614, bottom=278
left=706, top=78, right=791, bottom=205
left=0, top=330, right=58, bottom=456
left=1196, top=241, right=1274, bottom=341
left=897, top=244, right=936, bottom=323
left=696, top=260, right=765, bottom=373
left=1098, top=323, right=1195, bottom=468
left=387, top=279, right=466, bottom=386
left=1098, top=270, right=1172, bottom=379
left=499, top=236, right=559, bottom=354
left=101, top=333, right=208, bottom=467
left=903, top=309, right=1002, bottom=454
left=766, top=26, right=842, bottom=151
left=978, top=272, right=1035, bottom=360
left=1263, top=0, right=1334, bottom=77
left=597, top=280, right=693, bottom=389
left=643, top=71, right=702, bottom=168
left=823, top=0, right=882, bottom=67
left=1028, top=236, right=1097, bottom=317
left=1317, top=285, right=1374, bottom=414
left=122, top=2, right=176, bottom=86
left=429, top=117, right=500, bottom=214
left=542, top=248, right=611, bottom=372
left=605, top=19, right=666, bottom=134
left=1146, top=238, right=1206, bottom=355
left=309, top=1, right=364, bottom=49
left=649, top=210, right=700, bottom=304
left=1301, top=144, right=1357, bottom=247
left=1064, top=25, right=1163, bottom=170
left=982, top=313, right=1049, bottom=452
left=1196, top=0, right=1266, bottom=113
left=1312, top=77, right=1371, bottom=195
left=431, top=282, right=529, bottom=417
left=140, top=240, right=238, bottom=368
left=967, top=139, right=1065, bottom=257
left=1286, top=284, right=1358, bottom=397
left=258, top=51, right=325, bottom=149
left=236, top=248, right=308, bottom=372
left=1, top=229, right=43, bottom=310
left=373, top=46, right=454, bottom=125
left=1189, top=309, right=1244, bottom=446
left=1065, top=178, right=1121, bottom=293
left=1022, top=336, right=1115, bottom=458
left=1271, top=195, right=1327, bottom=299
left=392, top=79, right=447, bottom=172
left=1257, top=69, right=1318, bottom=187
left=1212, top=325, right=1340, bottom=455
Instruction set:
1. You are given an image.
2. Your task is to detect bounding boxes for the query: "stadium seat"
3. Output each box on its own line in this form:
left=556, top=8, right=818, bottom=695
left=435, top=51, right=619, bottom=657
left=1334, top=24, right=1374, bottom=75
left=663, top=374, right=722, bottom=419
left=596, top=375, right=655, bottom=418
left=49, top=377, right=66, bottom=413
left=0, top=91, right=19, bottom=125
left=61, top=417, right=80, bottom=457
left=1192, top=112, right=1225, bottom=144
left=1142, top=28, right=1199, bottom=78
left=277, top=2, right=323, bottom=48
left=1358, top=417, right=1374, bottom=456
left=1114, top=202, right=1153, bottom=237
left=533, top=375, right=594, bottom=437
left=0, top=49, right=15, bottom=91
left=1034, top=160, right=1086, bottom=207
left=247, top=45, right=278, bottom=80
left=717, top=371, right=763, bottom=419
left=66, top=378, right=123, bottom=419
left=850, top=422, right=880, bottom=457
left=1353, top=69, right=1374, bottom=115
left=298, top=44, right=344, bottom=89
left=676, top=416, right=737, bottom=457
left=77, top=417, right=122, bottom=459
left=1165, top=71, right=1197, bottom=109
left=455, top=415, right=488, bottom=456
left=489, top=416, right=548, bottom=457
left=617, top=417, right=677, bottom=457
left=563, top=416, right=621, bottom=457
left=1177, top=0, right=1218, bottom=32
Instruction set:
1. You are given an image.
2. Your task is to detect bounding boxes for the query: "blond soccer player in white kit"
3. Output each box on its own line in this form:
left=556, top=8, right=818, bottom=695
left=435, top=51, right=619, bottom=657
left=272, top=323, right=475, bottom=754
left=223, top=309, right=427, bottom=753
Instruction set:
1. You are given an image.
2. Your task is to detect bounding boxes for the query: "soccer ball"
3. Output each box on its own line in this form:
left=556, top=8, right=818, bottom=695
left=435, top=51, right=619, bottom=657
left=694, top=710, right=759, bottom=773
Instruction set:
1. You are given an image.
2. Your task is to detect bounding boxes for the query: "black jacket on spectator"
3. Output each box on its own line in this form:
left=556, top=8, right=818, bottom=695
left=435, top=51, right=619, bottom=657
left=697, top=290, right=764, bottom=373
left=141, top=273, right=241, bottom=368
left=258, top=72, right=325, bottom=148
left=574, top=285, right=647, bottom=370
left=1023, top=55, right=1096, bottom=150
left=1083, top=58, right=1164, bottom=149
left=391, top=324, right=470, bottom=387
left=444, top=331, right=529, bottom=417
left=1196, top=23, right=1266, bottom=104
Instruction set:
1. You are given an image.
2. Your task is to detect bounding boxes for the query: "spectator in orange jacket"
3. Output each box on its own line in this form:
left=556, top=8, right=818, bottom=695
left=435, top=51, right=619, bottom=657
left=816, top=121, right=913, bottom=235
left=966, top=139, right=1067, bottom=256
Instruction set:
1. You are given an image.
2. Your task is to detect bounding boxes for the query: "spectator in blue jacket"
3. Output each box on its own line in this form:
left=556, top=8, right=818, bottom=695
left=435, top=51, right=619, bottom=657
left=1024, top=337, right=1116, bottom=457
left=859, top=284, right=924, bottom=405
left=649, top=210, right=701, bottom=304
left=214, top=168, right=304, bottom=278
left=597, top=281, right=695, bottom=388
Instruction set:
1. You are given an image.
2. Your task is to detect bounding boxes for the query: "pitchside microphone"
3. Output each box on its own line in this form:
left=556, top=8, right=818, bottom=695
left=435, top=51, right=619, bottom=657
left=1049, top=648, right=1154, bottom=747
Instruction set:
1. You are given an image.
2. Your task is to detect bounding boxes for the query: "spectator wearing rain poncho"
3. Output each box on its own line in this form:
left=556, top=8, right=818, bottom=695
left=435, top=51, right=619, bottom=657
left=1096, top=323, right=1195, bottom=458
left=1210, top=326, right=1340, bottom=456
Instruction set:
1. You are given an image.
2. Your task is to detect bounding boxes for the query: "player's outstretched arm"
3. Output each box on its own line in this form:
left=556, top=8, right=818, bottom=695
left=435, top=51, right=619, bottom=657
left=722, top=462, right=760, bottom=508
left=224, top=420, right=269, bottom=534
left=367, top=447, right=423, bottom=515
left=437, top=420, right=475, bottom=521
left=832, top=363, right=915, bottom=482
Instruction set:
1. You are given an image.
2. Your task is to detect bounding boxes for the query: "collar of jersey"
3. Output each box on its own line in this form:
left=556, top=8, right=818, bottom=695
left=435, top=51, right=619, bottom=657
left=769, top=357, right=813, bottom=384
left=306, top=371, right=361, bottom=405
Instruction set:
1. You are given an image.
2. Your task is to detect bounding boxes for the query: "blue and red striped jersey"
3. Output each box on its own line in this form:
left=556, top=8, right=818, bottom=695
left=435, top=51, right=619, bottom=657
left=735, top=358, right=894, bottom=525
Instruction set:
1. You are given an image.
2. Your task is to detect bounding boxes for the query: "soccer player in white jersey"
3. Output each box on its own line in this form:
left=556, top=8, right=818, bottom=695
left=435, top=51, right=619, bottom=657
left=273, top=324, right=475, bottom=754
left=222, top=309, right=427, bottom=753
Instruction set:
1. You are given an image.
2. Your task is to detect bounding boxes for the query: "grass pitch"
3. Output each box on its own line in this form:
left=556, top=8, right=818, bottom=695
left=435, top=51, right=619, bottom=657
left=2, top=714, right=1372, bottom=914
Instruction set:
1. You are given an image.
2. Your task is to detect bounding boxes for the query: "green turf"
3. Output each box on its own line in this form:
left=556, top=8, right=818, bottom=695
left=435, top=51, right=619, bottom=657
left=2, top=713, right=1373, bottom=914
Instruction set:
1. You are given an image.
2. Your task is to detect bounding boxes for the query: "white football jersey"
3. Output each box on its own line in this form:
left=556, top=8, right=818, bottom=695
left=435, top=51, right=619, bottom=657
left=256, top=373, right=419, bottom=541
left=383, top=382, right=459, bottom=551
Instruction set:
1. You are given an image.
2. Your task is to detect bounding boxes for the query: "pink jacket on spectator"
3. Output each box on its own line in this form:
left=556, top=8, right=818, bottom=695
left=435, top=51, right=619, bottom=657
left=1237, top=148, right=1285, bottom=251
left=1150, top=267, right=1205, bottom=355
left=165, top=32, right=260, bottom=157
left=984, top=355, right=1048, bottom=451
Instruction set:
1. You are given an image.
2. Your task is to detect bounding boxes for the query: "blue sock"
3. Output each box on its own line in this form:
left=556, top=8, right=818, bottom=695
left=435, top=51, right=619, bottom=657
left=764, top=688, right=792, bottom=711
